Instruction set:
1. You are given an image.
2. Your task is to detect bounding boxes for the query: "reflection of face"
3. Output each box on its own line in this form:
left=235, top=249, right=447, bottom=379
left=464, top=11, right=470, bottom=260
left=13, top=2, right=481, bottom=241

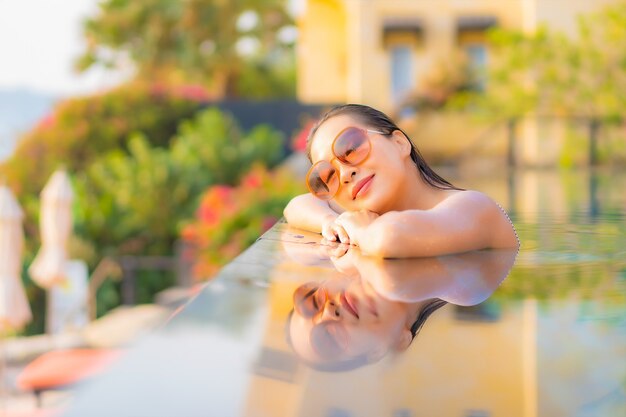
left=309, top=114, right=408, bottom=213
left=289, top=275, right=411, bottom=367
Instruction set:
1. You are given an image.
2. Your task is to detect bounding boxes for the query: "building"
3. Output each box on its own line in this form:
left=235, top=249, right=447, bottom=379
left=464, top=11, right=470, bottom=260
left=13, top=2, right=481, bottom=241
left=295, top=0, right=618, bottom=116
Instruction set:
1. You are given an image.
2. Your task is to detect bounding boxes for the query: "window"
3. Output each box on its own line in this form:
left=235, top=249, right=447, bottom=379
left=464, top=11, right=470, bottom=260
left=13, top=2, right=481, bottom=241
left=390, top=45, right=415, bottom=105
left=456, top=16, right=496, bottom=92
left=464, top=43, right=488, bottom=91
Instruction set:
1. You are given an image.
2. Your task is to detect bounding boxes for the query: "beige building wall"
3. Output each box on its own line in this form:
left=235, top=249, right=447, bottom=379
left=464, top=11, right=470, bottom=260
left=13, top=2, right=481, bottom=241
left=525, top=0, right=619, bottom=34
left=297, top=0, right=526, bottom=112
left=296, top=0, right=348, bottom=103
left=297, top=0, right=619, bottom=114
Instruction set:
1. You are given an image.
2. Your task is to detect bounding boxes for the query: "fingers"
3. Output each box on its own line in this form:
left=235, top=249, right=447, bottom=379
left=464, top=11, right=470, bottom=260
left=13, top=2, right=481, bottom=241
left=334, top=224, right=350, bottom=244
left=321, top=223, right=337, bottom=241
left=322, top=222, right=351, bottom=244
left=320, top=241, right=350, bottom=258
left=332, top=225, right=350, bottom=244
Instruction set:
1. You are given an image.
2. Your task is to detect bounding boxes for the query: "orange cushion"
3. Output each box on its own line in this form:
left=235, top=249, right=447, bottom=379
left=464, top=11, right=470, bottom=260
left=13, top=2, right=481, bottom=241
left=17, top=349, right=122, bottom=391
left=0, top=408, right=63, bottom=417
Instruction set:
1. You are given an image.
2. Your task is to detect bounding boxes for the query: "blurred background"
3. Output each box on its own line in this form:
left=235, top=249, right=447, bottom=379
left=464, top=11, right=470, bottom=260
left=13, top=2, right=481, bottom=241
left=0, top=0, right=624, bottom=339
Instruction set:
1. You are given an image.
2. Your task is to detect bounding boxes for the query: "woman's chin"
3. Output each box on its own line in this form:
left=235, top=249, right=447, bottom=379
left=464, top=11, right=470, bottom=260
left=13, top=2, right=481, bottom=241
left=355, top=191, right=389, bottom=213
left=337, top=187, right=389, bottom=213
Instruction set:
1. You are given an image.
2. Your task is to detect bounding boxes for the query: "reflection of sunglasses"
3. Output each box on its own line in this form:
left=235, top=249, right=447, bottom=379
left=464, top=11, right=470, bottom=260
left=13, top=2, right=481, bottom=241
left=306, top=127, right=384, bottom=200
left=293, top=284, right=325, bottom=318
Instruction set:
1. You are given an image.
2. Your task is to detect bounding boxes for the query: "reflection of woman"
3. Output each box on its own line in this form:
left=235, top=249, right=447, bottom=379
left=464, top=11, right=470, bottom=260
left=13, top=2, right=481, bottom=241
left=287, top=248, right=517, bottom=371
left=284, top=104, right=519, bottom=257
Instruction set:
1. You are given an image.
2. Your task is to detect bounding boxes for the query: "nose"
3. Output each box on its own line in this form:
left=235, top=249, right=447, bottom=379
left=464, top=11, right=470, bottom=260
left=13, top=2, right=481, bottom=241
left=320, top=299, right=341, bottom=321
left=337, top=164, right=357, bottom=184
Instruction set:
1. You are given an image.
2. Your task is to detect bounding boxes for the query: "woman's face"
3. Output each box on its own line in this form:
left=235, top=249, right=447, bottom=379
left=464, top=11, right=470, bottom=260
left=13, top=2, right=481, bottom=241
left=309, top=114, right=410, bottom=213
left=289, top=275, right=412, bottom=366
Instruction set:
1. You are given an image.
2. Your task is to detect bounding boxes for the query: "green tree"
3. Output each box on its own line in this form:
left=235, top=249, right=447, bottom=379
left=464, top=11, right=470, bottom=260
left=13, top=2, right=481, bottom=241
left=74, top=107, right=285, bottom=256
left=78, top=0, right=295, bottom=97
left=469, top=2, right=626, bottom=122
left=0, top=83, right=202, bottom=199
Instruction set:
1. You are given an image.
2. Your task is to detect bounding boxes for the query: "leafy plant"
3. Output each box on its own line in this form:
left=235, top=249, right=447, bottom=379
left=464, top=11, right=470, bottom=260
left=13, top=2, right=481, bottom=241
left=78, top=0, right=295, bottom=97
left=181, top=165, right=305, bottom=279
left=1, top=82, right=204, bottom=199
left=74, top=107, right=286, bottom=257
left=464, top=2, right=626, bottom=122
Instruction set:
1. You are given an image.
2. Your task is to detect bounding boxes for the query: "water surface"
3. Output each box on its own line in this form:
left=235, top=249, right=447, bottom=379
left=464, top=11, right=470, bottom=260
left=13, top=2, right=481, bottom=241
left=65, top=169, right=626, bottom=417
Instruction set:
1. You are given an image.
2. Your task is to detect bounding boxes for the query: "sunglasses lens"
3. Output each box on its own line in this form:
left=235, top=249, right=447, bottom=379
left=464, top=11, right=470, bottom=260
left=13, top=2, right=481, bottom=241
left=307, top=161, right=338, bottom=200
left=333, top=127, right=371, bottom=165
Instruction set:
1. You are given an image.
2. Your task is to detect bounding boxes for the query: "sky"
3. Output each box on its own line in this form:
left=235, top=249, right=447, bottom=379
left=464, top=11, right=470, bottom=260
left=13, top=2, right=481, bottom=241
left=0, top=0, right=130, bottom=97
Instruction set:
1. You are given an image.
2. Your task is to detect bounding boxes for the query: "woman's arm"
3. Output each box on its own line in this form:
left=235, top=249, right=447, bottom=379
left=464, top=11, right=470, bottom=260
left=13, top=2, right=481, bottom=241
left=338, top=191, right=519, bottom=258
left=283, top=193, right=343, bottom=234
left=352, top=248, right=517, bottom=304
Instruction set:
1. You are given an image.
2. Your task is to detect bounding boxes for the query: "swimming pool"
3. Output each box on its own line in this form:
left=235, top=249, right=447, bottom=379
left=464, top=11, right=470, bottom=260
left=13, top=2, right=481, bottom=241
left=64, top=168, right=626, bottom=417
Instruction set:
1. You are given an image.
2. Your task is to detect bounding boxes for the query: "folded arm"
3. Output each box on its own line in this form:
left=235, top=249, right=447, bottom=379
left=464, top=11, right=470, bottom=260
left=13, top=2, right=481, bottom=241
left=342, top=191, right=519, bottom=258
left=283, top=193, right=344, bottom=234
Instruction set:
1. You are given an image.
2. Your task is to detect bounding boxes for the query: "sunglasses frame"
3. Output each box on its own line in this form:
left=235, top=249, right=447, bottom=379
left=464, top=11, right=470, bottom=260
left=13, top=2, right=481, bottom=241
left=306, top=127, right=384, bottom=200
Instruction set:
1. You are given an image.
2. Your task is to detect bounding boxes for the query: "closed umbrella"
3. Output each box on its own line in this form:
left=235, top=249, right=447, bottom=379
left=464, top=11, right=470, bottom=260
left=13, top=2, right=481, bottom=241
left=0, top=185, right=32, bottom=332
left=29, top=170, right=74, bottom=289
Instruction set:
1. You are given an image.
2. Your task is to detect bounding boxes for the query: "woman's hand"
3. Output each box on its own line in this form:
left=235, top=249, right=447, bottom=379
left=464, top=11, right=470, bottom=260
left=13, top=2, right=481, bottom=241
left=333, top=210, right=380, bottom=247
left=319, top=240, right=351, bottom=259
left=321, top=214, right=350, bottom=243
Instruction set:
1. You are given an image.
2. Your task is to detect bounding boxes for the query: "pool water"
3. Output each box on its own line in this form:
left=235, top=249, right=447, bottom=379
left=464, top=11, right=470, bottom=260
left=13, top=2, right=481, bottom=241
left=457, top=169, right=626, bottom=417
left=64, top=168, right=626, bottom=417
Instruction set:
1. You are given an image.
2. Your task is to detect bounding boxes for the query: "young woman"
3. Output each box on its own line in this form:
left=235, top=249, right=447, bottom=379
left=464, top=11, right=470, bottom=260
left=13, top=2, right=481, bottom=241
left=283, top=104, right=519, bottom=258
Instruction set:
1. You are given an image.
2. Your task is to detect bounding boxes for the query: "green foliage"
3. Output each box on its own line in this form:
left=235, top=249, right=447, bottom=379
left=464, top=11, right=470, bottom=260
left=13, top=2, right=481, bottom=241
left=0, top=83, right=203, bottom=199
left=182, top=165, right=305, bottom=279
left=75, top=135, right=181, bottom=255
left=64, top=107, right=288, bottom=323
left=20, top=255, right=46, bottom=336
left=171, top=107, right=284, bottom=186
left=467, top=2, right=626, bottom=121
left=235, top=55, right=297, bottom=98
left=79, top=0, right=295, bottom=97
left=74, top=107, right=286, bottom=257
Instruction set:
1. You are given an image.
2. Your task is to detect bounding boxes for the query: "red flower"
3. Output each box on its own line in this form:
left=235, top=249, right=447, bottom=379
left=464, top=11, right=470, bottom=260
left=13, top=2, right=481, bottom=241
left=38, top=113, right=56, bottom=130
left=291, top=120, right=315, bottom=152
left=198, top=205, right=218, bottom=225
left=176, top=84, right=211, bottom=102
left=242, top=172, right=261, bottom=188
left=261, top=216, right=278, bottom=232
left=212, top=185, right=234, bottom=202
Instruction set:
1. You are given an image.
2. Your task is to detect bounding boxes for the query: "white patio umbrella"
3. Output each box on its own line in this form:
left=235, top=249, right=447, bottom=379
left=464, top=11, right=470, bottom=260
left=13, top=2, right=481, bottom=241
left=28, top=170, right=74, bottom=289
left=0, top=185, right=32, bottom=332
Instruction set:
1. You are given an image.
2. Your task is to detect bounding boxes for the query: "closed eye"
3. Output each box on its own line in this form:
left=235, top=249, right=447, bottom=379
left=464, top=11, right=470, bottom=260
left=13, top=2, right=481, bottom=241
left=323, top=170, right=335, bottom=184
left=314, top=176, right=329, bottom=192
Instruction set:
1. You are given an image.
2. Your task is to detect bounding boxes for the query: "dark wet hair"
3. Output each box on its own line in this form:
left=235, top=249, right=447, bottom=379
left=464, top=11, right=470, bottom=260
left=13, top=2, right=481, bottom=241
left=410, top=298, right=448, bottom=340
left=285, top=297, right=448, bottom=372
left=306, top=104, right=461, bottom=191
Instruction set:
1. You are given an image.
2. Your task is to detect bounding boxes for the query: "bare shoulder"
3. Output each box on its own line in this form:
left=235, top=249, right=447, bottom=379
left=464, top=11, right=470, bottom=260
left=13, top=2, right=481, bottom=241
left=437, top=190, right=499, bottom=213
left=437, top=189, right=519, bottom=249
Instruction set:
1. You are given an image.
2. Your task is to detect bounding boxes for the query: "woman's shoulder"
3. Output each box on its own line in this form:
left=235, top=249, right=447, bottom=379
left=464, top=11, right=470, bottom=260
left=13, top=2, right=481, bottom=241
left=437, top=189, right=513, bottom=228
left=437, top=189, right=498, bottom=211
left=438, top=189, right=519, bottom=248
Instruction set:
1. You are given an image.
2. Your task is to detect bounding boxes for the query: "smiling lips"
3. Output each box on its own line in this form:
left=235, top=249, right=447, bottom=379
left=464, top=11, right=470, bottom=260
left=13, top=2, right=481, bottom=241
left=352, top=174, right=375, bottom=200
left=341, top=292, right=359, bottom=319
